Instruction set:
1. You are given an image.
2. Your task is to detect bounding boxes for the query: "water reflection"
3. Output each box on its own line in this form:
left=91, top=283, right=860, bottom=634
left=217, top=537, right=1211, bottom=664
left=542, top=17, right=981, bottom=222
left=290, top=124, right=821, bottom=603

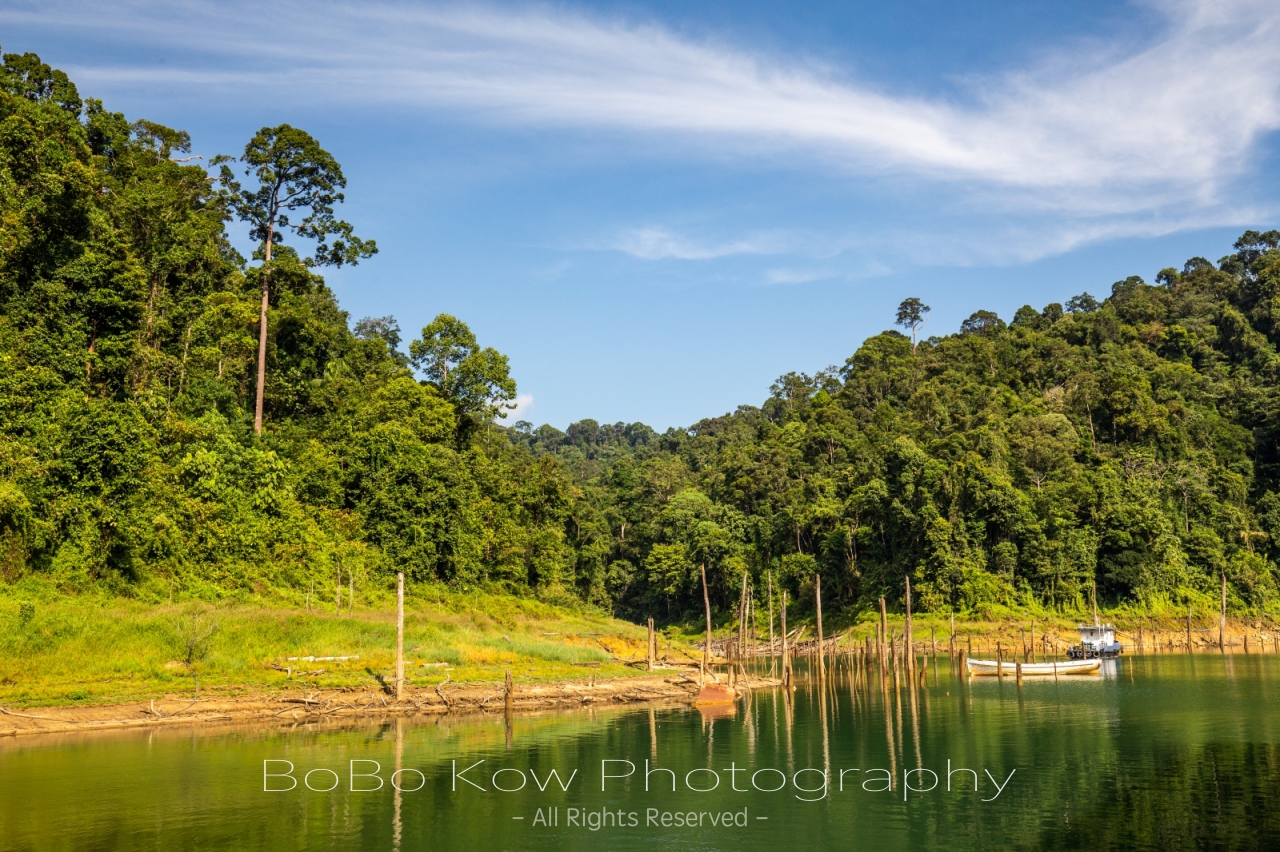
left=2, top=655, right=1280, bottom=851
left=392, top=716, right=403, bottom=852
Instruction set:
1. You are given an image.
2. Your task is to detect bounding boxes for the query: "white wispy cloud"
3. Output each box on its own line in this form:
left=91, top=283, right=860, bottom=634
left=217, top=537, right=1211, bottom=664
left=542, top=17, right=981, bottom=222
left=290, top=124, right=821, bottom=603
left=763, top=268, right=839, bottom=286
left=8, top=0, right=1280, bottom=234
left=610, top=228, right=789, bottom=260
left=507, top=393, right=534, bottom=420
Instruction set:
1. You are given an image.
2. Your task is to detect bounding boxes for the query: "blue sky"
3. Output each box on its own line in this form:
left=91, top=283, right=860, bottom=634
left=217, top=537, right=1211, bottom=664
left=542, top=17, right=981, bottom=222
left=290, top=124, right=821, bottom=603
left=5, top=0, right=1280, bottom=428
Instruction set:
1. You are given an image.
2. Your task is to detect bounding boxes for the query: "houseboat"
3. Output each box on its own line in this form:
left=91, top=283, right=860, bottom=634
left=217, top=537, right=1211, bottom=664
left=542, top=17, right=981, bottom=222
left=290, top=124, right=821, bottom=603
left=1066, top=623, right=1123, bottom=659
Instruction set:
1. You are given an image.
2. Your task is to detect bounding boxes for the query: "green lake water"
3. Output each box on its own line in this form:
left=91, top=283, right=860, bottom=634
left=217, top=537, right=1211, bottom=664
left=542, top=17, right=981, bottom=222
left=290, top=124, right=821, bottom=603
left=2, top=654, right=1279, bottom=851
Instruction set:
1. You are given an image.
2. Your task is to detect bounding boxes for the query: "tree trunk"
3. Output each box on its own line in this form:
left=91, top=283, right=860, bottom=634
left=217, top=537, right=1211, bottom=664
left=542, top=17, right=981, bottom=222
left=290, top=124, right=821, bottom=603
left=253, top=227, right=274, bottom=436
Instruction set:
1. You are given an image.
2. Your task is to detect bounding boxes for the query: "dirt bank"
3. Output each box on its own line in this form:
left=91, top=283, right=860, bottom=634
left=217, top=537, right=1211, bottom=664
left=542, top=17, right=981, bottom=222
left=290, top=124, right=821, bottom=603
left=0, top=669, right=781, bottom=738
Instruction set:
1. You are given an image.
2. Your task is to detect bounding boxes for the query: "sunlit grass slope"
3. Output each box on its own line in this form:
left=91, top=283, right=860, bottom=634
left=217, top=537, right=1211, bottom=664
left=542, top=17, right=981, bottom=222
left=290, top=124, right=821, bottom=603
left=0, top=589, right=663, bottom=708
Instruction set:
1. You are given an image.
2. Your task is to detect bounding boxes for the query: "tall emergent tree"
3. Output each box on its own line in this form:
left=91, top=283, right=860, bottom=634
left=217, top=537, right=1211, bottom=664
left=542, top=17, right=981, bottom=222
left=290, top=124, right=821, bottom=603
left=895, top=297, right=930, bottom=350
left=409, top=314, right=517, bottom=433
left=216, top=125, right=376, bottom=434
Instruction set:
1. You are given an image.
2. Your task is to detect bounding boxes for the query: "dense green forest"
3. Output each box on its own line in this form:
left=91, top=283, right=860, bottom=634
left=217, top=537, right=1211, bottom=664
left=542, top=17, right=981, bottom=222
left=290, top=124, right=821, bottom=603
left=4, top=51, right=1280, bottom=623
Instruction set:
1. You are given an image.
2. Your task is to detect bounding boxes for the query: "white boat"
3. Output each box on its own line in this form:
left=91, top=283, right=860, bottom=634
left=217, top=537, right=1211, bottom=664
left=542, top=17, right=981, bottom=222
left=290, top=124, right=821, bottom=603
left=966, top=658, right=1101, bottom=676
left=1067, top=623, right=1123, bottom=659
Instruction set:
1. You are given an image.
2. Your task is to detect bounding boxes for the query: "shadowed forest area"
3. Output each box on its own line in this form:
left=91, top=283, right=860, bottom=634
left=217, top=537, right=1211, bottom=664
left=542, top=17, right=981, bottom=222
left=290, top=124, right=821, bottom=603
left=4, top=50, right=1280, bottom=627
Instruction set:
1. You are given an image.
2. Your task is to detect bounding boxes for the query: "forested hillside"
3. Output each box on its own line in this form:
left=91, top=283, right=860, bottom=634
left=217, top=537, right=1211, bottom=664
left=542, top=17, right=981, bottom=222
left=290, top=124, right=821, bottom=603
left=4, top=51, right=1280, bottom=623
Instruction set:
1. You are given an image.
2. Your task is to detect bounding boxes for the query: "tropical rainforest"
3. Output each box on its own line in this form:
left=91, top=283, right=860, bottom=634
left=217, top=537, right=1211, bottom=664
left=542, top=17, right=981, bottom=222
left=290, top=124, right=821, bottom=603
left=4, top=50, right=1280, bottom=624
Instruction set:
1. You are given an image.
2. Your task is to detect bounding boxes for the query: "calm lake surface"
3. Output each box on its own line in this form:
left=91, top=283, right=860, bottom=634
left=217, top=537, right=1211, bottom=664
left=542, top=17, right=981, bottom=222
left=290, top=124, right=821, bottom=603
left=3, top=654, right=1279, bottom=851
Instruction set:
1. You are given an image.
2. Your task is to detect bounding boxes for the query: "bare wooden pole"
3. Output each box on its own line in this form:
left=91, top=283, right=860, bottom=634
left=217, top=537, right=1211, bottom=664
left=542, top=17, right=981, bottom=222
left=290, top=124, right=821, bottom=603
left=738, top=569, right=750, bottom=670
left=1187, top=605, right=1193, bottom=654
left=767, top=571, right=775, bottom=677
left=879, top=597, right=888, bottom=665
left=890, top=628, right=899, bottom=689
left=701, top=563, right=712, bottom=684
left=349, top=569, right=354, bottom=614
left=1221, top=571, right=1227, bottom=653
left=647, top=618, right=656, bottom=671
left=780, top=590, right=790, bottom=687
left=395, top=572, right=405, bottom=701
left=904, top=576, right=914, bottom=673
left=815, top=573, right=825, bottom=680
left=1092, top=577, right=1099, bottom=626
left=336, top=559, right=342, bottom=614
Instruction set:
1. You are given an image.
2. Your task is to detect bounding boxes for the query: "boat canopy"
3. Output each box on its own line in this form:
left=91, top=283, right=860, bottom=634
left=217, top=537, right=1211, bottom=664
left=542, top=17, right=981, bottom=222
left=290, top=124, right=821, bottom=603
left=1079, top=624, right=1116, bottom=646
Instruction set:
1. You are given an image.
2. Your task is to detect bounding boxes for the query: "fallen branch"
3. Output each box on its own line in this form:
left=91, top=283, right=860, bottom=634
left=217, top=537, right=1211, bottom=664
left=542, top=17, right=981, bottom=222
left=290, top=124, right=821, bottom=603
left=284, top=655, right=358, bottom=662
left=0, top=707, right=61, bottom=721
left=434, top=673, right=452, bottom=709
left=162, top=700, right=200, bottom=718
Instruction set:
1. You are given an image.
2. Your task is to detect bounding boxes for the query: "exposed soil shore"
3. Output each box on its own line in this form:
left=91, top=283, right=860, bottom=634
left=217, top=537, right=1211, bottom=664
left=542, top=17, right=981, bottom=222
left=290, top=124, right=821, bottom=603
left=0, top=669, right=781, bottom=738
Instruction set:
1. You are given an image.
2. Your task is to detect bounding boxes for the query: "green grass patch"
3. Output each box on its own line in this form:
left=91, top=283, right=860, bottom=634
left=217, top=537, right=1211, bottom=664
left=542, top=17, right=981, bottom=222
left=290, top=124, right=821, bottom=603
left=0, top=589, right=655, bottom=709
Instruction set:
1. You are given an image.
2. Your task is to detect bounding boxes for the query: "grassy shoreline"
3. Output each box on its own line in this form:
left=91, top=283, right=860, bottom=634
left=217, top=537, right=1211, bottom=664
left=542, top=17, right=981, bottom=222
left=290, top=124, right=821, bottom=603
left=0, top=591, right=661, bottom=710
left=3, top=592, right=1276, bottom=710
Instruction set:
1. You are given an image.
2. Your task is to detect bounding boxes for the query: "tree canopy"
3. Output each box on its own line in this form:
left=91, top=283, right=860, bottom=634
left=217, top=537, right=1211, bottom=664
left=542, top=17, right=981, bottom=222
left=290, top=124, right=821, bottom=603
left=4, top=51, right=1280, bottom=625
